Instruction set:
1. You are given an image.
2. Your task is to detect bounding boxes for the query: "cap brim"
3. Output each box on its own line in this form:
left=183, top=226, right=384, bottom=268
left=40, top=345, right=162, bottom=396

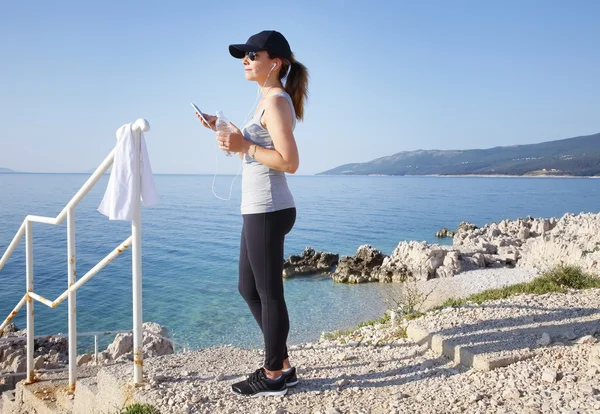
left=229, top=43, right=261, bottom=58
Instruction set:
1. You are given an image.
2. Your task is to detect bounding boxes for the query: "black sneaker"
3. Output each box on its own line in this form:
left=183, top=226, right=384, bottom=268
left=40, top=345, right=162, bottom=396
left=283, top=367, right=299, bottom=387
left=231, top=368, right=288, bottom=397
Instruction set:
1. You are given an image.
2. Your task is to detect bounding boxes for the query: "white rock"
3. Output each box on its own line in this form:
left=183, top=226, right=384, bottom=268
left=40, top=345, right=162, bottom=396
left=33, top=355, right=45, bottom=369
left=502, top=387, right=521, bottom=399
left=76, top=354, right=92, bottom=366
left=537, top=332, right=552, bottom=346
left=189, top=394, right=203, bottom=404
left=105, top=333, right=133, bottom=360
left=562, top=328, right=577, bottom=340
left=469, top=393, right=484, bottom=403
left=589, top=344, right=600, bottom=369
left=11, top=355, right=26, bottom=373
left=576, top=335, right=598, bottom=344
left=579, top=385, right=598, bottom=396
left=104, top=322, right=174, bottom=360
left=335, top=378, right=349, bottom=387
left=542, top=369, right=558, bottom=383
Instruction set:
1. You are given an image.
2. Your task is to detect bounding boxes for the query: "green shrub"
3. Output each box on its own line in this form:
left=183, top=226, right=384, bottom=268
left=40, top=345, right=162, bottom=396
left=357, top=313, right=390, bottom=328
left=121, top=404, right=161, bottom=414
left=439, top=265, right=600, bottom=308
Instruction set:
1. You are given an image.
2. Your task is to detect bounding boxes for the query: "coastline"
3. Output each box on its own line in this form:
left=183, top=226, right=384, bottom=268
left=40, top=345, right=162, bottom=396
left=426, top=173, right=600, bottom=179
left=315, top=173, right=600, bottom=178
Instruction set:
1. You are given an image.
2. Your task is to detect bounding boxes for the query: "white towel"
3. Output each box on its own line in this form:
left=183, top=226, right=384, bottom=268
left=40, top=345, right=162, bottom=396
left=98, top=123, right=159, bottom=221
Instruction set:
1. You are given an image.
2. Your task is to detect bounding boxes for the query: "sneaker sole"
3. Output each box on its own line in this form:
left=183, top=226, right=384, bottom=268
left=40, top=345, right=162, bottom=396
left=251, top=388, right=288, bottom=397
left=286, top=379, right=299, bottom=387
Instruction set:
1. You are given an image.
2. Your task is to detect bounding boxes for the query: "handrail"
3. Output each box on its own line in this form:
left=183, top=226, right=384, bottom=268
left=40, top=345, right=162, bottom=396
left=9, top=237, right=132, bottom=310
left=0, top=222, right=25, bottom=272
left=0, top=118, right=151, bottom=391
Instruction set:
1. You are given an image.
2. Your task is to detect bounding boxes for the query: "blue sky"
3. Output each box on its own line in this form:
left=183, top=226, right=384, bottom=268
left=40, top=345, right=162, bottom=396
left=1, top=0, right=598, bottom=175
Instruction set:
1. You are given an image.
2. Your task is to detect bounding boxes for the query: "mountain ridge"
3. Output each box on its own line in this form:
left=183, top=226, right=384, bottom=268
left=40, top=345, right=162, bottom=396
left=319, top=132, right=600, bottom=177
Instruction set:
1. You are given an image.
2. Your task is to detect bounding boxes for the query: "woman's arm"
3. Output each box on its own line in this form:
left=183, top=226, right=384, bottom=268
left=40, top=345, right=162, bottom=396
left=217, top=96, right=299, bottom=173
left=243, top=95, right=299, bottom=174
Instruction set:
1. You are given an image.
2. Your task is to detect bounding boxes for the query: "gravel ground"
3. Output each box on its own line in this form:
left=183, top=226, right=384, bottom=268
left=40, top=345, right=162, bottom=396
left=410, top=288, right=600, bottom=363
left=7, top=269, right=600, bottom=414
left=96, top=283, right=600, bottom=414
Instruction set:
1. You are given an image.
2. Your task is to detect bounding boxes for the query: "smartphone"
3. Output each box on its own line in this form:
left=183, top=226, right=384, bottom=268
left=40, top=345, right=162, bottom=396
left=191, top=103, right=211, bottom=127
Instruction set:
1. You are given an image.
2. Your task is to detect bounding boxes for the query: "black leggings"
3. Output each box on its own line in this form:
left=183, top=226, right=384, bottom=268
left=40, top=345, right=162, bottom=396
left=238, top=207, right=296, bottom=371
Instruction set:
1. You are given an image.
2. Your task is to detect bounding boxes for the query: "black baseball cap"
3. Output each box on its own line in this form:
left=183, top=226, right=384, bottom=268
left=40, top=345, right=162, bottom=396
left=229, top=30, right=292, bottom=60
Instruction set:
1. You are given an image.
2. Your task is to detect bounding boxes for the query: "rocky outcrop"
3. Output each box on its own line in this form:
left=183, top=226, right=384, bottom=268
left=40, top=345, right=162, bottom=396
left=331, top=245, right=386, bottom=283
left=0, top=322, right=173, bottom=391
left=99, top=322, right=174, bottom=363
left=377, top=242, right=460, bottom=281
left=331, top=241, right=507, bottom=283
left=452, top=213, right=600, bottom=275
left=0, top=324, right=70, bottom=391
left=435, top=222, right=478, bottom=239
left=289, top=213, right=600, bottom=284
left=453, top=216, right=557, bottom=253
left=435, top=228, right=455, bottom=238
left=327, top=213, right=600, bottom=283
left=283, top=247, right=339, bottom=278
left=517, top=213, right=600, bottom=273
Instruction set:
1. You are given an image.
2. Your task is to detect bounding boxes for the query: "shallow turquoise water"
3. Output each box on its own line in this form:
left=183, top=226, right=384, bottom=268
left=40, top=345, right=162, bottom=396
left=1, top=174, right=598, bottom=350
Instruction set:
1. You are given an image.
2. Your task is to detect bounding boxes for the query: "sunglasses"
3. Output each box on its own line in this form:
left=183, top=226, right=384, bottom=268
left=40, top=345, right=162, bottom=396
left=245, top=51, right=260, bottom=61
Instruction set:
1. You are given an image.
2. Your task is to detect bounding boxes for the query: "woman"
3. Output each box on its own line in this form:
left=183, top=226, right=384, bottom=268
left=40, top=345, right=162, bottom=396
left=197, top=30, right=309, bottom=397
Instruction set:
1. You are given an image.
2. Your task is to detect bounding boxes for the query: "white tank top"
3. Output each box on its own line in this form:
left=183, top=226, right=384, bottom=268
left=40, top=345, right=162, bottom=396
left=240, top=92, right=296, bottom=215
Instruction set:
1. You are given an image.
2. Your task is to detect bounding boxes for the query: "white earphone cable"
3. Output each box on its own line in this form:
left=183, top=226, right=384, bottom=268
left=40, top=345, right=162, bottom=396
left=210, top=64, right=277, bottom=201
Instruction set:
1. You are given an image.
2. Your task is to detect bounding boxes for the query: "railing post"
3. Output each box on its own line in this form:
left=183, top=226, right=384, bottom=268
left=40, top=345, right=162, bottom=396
left=25, top=220, right=34, bottom=384
left=132, top=126, right=143, bottom=384
left=67, top=208, right=77, bottom=391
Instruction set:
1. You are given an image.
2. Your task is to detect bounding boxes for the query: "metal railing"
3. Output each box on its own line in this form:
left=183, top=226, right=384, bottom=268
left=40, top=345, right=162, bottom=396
left=0, top=118, right=150, bottom=391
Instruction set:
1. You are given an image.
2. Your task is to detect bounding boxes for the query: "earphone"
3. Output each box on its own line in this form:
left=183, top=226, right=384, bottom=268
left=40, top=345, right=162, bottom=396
left=210, top=60, right=278, bottom=201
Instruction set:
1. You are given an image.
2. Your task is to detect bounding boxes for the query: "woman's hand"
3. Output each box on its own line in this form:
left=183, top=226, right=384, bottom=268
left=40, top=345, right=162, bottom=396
left=197, top=112, right=217, bottom=131
left=216, top=122, right=249, bottom=153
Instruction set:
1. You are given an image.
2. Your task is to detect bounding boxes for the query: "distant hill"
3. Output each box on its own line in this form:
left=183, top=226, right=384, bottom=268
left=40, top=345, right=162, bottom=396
left=319, top=133, right=600, bottom=177
left=0, top=168, right=15, bottom=173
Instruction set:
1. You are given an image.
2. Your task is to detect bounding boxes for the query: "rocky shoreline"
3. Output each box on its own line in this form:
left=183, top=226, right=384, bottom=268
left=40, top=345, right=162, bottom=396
left=284, top=212, right=600, bottom=284
left=0, top=322, right=174, bottom=393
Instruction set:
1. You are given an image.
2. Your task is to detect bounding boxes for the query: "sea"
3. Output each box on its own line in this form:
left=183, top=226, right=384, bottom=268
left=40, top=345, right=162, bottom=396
left=1, top=173, right=599, bottom=352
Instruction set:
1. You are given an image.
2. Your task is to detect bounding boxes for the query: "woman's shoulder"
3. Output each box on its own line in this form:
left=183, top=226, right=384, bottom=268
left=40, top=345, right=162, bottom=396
left=265, top=90, right=289, bottom=103
left=264, top=92, right=292, bottom=112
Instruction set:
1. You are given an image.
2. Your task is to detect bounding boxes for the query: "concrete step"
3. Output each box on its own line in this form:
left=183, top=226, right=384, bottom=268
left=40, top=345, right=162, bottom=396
left=72, top=376, right=102, bottom=413
left=1, top=362, right=156, bottom=413
left=2, top=390, right=15, bottom=404
left=94, top=365, right=143, bottom=413
left=16, top=378, right=72, bottom=414
left=1, top=363, right=150, bottom=414
left=1, top=390, right=16, bottom=414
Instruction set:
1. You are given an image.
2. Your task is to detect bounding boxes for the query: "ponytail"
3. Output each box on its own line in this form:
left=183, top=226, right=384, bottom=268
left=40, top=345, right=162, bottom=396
left=271, top=52, right=309, bottom=121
